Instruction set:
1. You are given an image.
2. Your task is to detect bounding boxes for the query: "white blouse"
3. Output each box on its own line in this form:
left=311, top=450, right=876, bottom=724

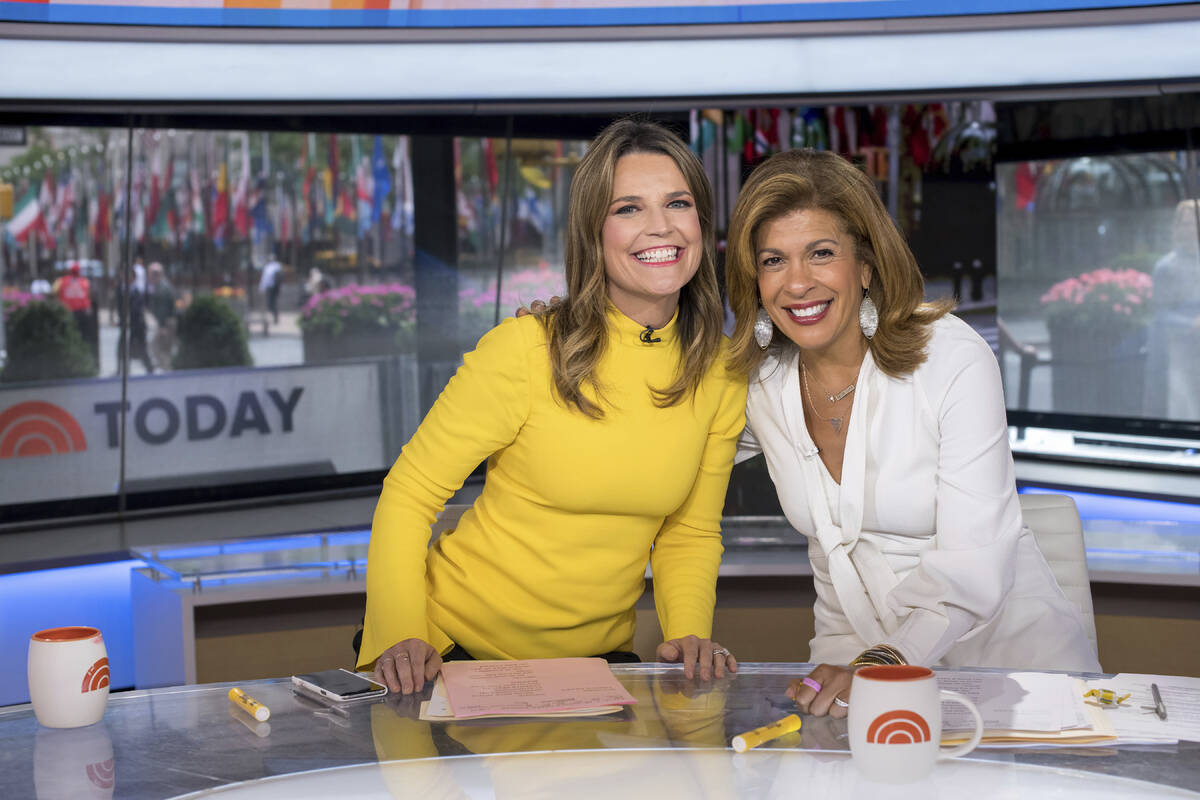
left=739, top=315, right=1100, bottom=672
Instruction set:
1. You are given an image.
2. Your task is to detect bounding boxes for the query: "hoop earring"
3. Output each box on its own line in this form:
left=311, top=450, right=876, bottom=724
left=754, top=306, right=774, bottom=350
left=859, top=289, right=878, bottom=339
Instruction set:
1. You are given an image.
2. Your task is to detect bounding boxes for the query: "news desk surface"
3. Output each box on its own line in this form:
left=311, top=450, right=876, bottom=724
left=2, top=664, right=1197, bottom=800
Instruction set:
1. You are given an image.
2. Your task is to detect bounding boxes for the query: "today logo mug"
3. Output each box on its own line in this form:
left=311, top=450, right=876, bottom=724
left=27, top=626, right=110, bottom=729
left=847, top=664, right=983, bottom=783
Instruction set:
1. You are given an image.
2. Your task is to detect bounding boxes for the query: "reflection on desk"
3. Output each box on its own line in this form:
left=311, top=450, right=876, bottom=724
left=180, top=751, right=1198, bottom=800
left=0, top=665, right=1197, bottom=800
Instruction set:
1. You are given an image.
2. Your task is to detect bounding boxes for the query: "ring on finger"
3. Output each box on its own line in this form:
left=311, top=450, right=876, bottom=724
left=802, top=676, right=823, bottom=693
left=400, top=654, right=410, bottom=660
left=833, top=696, right=850, bottom=708
left=712, top=647, right=731, bottom=657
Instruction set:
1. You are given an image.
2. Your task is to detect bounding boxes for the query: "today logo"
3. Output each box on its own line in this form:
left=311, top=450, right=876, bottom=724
left=92, top=388, right=304, bottom=447
left=0, top=401, right=87, bottom=458
left=0, top=388, right=303, bottom=457
left=81, top=657, right=110, bottom=693
left=865, top=709, right=932, bottom=744
left=86, top=759, right=115, bottom=790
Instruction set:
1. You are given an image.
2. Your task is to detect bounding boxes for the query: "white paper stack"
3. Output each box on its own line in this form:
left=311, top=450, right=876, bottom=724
left=1082, top=673, right=1200, bottom=745
left=936, top=671, right=1115, bottom=747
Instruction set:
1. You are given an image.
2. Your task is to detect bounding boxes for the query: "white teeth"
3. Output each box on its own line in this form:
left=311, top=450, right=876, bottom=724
left=787, top=302, right=829, bottom=319
left=635, top=247, right=678, bottom=264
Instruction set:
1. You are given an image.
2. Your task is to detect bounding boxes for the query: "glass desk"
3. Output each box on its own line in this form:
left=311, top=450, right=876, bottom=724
left=126, top=517, right=811, bottom=688
left=2, top=664, right=1197, bottom=799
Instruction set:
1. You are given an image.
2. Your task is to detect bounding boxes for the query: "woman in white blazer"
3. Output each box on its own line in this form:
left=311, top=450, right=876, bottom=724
left=724, top=149, right=1100, bottom=718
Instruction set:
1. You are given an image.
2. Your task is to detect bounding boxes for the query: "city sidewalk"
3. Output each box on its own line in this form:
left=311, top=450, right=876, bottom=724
left=96, top=307, right=304, bottom=376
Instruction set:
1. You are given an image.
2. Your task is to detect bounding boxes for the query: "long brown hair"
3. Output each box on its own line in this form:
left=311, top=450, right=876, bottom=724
left=542, top=118, right=725, bottom=416
left=726, top=149, right=952, bottom=378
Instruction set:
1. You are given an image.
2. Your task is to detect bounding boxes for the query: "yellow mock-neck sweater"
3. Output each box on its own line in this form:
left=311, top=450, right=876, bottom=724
left=358, top=307, right=747, bottom=668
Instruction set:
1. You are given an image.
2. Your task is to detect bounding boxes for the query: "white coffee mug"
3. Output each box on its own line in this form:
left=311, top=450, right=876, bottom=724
left=27, top=626, right=110, bottom=729
left=847, top=664, right=983, bottom=783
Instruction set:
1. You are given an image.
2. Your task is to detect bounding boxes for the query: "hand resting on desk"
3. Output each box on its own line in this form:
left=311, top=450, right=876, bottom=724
left=658, top=634, right=738, bottom=681
left=375, top=637, right=443, bottom=695
left=787, top=663, right=853, bottom=719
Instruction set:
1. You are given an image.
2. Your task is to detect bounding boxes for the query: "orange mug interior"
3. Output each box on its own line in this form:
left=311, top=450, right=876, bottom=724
left=856, top=665, right=933, bottom=681
left=31, top=626, right=101, bottom=642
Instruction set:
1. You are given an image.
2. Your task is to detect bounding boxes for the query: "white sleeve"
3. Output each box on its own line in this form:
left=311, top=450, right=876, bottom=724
left=885, top=332, right=1024, bottom=665
left=734, top=400, right=762, bottom=464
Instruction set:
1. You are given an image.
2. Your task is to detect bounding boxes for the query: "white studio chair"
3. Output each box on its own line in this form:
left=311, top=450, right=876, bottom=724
left=1018, top=493, right=1099, bottom=657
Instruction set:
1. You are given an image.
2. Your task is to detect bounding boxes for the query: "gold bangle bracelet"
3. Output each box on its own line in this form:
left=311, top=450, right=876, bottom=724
left=850, top=655, right=889, bottom=667
left=874, top=644, right=908, bottom=665
left=850, top=644, right=906, bottom=667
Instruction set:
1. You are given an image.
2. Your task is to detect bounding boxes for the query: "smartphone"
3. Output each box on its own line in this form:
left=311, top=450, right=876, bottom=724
left=291, top=668, right=387, bottom=703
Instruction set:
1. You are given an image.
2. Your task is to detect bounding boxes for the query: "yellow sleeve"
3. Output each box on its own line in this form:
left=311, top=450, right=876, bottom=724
left=357, top=317, right=534, bottom=669
left=649, top=365, right=748, bottom=641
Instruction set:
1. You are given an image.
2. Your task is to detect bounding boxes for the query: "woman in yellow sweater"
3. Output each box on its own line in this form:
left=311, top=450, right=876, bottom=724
left=358, top=119, right=748, bottom=694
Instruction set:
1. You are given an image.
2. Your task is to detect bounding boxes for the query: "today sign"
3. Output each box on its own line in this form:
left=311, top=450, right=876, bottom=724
left=91, top=388, right=305, bottom=447
left=0, top=363, right=387, bottom=504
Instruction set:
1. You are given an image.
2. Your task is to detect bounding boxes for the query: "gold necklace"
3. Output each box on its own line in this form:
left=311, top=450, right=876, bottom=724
left=801, top=361, right=854, bottom=435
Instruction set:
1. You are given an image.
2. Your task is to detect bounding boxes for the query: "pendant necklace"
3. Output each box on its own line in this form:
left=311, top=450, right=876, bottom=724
left=800, top=360, right=855, bottom=434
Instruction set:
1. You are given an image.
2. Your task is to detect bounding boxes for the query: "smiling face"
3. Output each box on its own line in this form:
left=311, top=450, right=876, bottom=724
left=757, top=207, right=872, bottom=361
left=601, top=152, right=702, bottom=326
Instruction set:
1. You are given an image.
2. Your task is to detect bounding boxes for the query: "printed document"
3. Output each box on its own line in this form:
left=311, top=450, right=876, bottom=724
left=427, top=658, right=637, bottom=720
left=1083, top=673, right=1200, bottom=744
left=936, top=671, right=1115, bottom=745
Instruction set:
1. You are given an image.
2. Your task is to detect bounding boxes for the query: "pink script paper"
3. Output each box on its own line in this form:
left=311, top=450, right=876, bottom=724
left=440, top=658, right=638, bottom=718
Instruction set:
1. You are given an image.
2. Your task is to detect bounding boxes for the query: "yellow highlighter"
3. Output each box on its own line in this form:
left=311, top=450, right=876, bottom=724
left=731, top=713, right=802, bottom=753
left=229, top=687, right=271, bottom=722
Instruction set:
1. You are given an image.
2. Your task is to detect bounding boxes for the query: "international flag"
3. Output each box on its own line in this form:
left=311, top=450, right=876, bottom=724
left=131, top=161, right=146, bottom=243
left=211, top=163, right=229, bottom=247
left=186, top=168, right=203, bottom=236
left=302, top=166, right=315, bottom=240
left=39, top=170, right=56, bottom=234
left=482, top=138, right=499, bottom=193
left=391, top=135, right=413, bottom=236
left=94, top=186, right=111, bottom=246
left=321, top=166, right=334, bottom=228
left=234, top=134, right=252, bottom=238
left=353, top=136, right=371, bottom=235
left=324, top=134, right=337, bottom=228
left=150, top=146, right=175, bottom=243
left=50, top=166, right=75, bottom=239
left=5, top=184, right=45, bottom=245
left=251, top=178, right=272, bottom=242
left=371, top=135, right=392, bottom=226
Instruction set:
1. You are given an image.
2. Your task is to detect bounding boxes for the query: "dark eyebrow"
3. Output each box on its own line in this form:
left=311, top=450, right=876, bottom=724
left=609, top=190, right=693, bottom=206
left=806, top=238, right=840, bottom=250
left=756, top=238, right=840, bottom=257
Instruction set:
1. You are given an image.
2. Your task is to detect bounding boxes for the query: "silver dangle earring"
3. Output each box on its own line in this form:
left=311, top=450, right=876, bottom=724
left=859, top=289, right=878, bottom=339
left=754, top=307, right=774, bottom=350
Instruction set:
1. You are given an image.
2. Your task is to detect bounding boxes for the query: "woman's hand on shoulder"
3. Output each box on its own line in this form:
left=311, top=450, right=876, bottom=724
left=374, top=638, right=443, bottom=695
left=514, top=296, right=562, bottom=318
left=657, top=635, right=738, bottom=681
left=787, top=663, right=854, bottom=719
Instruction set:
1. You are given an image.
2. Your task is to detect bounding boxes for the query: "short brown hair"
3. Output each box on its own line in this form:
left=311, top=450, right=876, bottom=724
left=542, top=118, right=725, bottom=416
left=726, top=149, right=952, bottom=378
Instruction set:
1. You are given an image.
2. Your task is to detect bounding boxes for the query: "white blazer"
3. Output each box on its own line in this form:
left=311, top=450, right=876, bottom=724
left=740, top=315, right=1100, bottom=672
